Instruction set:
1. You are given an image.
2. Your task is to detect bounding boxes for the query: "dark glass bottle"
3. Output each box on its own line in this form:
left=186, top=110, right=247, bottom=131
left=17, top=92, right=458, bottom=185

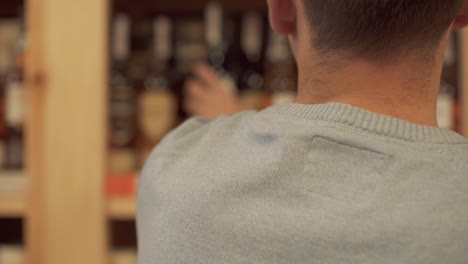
left=204, top=1, right=236, bottom=91
left=109, top=14, right=137, bottom=173
left=263, top=30, right=297, bottom=107
left=137, top=16, right=178, bottom=167
left=238, top=12, right=265, bottom=110
left=4, top=17, right=25, bottom=170
left=173, top=18, right=207, bottom=119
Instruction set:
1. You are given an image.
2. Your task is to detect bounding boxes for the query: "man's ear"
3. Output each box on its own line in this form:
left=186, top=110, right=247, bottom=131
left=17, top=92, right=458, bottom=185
left=267, top=0, right=297, bottom=35
left=453, top=0, right=468, bottom=29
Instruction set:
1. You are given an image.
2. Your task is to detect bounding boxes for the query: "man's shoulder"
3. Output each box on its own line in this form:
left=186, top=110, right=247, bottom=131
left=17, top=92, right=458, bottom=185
left=155, top=110, right=257, bottom=155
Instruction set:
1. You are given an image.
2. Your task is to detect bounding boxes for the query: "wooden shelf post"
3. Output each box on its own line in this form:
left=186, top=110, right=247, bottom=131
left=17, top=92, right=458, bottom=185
left=25, top=0, right=109, bottom=263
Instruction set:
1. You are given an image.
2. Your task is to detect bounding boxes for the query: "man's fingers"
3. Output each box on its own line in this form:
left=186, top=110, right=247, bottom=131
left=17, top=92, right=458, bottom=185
left=185, top=79, right=209, bottom=101
left=183, top=96, right=208, bottom=117
left=193, top=63, right=222, bottom=89
left=183, top=93, right=201, bottom=113
left=183, top=80, right=209, bottom=116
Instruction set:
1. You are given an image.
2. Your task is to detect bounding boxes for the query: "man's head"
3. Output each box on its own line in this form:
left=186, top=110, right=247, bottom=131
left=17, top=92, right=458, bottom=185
left=268, top=0, right=468, bottom=63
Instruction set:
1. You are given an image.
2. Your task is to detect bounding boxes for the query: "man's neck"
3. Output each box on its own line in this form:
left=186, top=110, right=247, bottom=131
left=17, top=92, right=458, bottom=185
left=295, top=57, right=443, bottom=127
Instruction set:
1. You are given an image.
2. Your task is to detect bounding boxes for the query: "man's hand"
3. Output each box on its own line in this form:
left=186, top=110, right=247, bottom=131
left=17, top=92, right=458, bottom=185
left=184, top=63, right=242, bottom=119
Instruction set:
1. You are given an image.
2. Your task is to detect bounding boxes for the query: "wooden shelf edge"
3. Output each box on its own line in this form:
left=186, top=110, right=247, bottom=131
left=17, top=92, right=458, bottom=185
left=114, top=0, right=268, bottom=15
left=108, top=197, right=136, bottom=220
left=0, top=194, right=26, bottom=218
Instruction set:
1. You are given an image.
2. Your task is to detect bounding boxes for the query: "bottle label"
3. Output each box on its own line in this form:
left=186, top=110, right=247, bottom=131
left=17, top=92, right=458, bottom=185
left=111, top=99, right=135, bottom=117
left=110, top=119, right=136, bottom=147
left=110, top=93, right=136, bottom=146
left=175, top=20, right=207, bottom=73
left=138, top=91, right=177, bottom=142
left=108, top=149, right=137, bottom=173
left=6, top=80, right=25, bottom=128
left=113, top=14, right=130, bottom=62
left=6, top=133, right=23, bottom=169
left=272, top=91, right=296, bottom=106
left=0, top=20, right=20, bottom=73
left=437, top=94, right=454, bottom=130
left=110, top=77, right=136, bottom=146
left=110, top=100, right=136, bottom=146
left=175, top=43, right=207, bottom=73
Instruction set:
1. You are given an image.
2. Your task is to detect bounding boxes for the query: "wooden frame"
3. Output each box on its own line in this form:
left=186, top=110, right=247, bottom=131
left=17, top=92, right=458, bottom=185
left=26, top=0, right=109, bottom=263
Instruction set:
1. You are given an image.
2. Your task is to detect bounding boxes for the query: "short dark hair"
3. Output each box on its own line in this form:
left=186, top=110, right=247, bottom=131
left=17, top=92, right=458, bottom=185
left=302, top=0, right=463, bottom=61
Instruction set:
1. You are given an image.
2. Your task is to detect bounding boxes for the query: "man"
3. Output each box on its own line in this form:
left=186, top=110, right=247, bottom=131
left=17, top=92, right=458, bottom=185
left=137, top=1, right=468, bottom=263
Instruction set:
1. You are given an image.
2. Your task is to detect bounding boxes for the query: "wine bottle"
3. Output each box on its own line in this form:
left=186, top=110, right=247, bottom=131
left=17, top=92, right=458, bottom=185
left=239, top=12, right=265, bottom=110
left=263, top=30, right=296, bottom=107
left=4, top=16, right=25, bottom=170
left=0, top=19, right=20, bottom=76
left=444, top=33, right=456, bottom=67
left=138, top=16, right=178, bottom=167
left=174, top=18, right=207, bottom=119
left=204, top=1, right=236, bottom=91
left=174, top=19, right=207, bottom=75
left=0, top=20, right=21, bottom=169
left=437, top=81, right=455, bottom=130
left=109, top=14, right=137, bottom=173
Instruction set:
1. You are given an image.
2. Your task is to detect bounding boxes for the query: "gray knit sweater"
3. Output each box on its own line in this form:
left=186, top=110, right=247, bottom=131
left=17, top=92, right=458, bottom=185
left=137, top=103, right=468, bottom=264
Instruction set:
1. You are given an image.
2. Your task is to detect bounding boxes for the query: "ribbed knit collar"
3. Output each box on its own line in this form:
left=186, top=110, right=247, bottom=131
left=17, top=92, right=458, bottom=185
left=271, top=103, right=467, bottom=144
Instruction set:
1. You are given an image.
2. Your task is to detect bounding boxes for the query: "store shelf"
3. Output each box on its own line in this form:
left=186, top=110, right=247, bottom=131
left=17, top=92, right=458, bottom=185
left=114, top=0, right=268, bottom=15
left=108, top=197, right=136, bottom=220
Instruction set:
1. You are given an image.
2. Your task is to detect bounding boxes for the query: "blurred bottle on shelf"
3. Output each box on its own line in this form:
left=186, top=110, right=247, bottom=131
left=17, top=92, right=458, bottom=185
left=0, top=21, right=19, bottom=75
left=204, top=1, right=236, bottom=91
left=4, top=71, right=24, bottom=171
left=137, top=16, right=178, bottom=167
left=263, top=30, right=296, bottom=107
left=441, top=32, right=460, bottom=132
left=173, top=18, right=206, bottom=119
left=0, top=19, right=20, bottom=169
left=444, top=33, right=457, bottom=67
left=437, top=81, right=456, bottom=130
left=4, top=14, right=25, bottom=170
left=127, top=19, right=151, bottom=84
left=238, top=12, right=265, bottom=110
left=109, top=14, right=137, bottom=174
left=174, top=19, right=206, bottom=76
